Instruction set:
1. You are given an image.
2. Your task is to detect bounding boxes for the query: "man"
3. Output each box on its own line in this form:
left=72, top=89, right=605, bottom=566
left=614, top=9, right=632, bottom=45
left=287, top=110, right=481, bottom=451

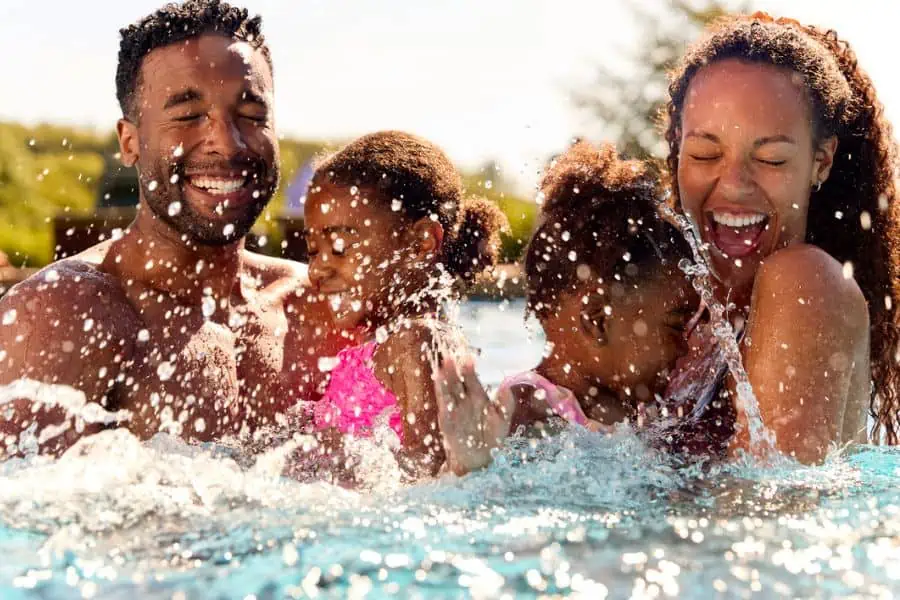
left=0, top=0, right=340, bottom=456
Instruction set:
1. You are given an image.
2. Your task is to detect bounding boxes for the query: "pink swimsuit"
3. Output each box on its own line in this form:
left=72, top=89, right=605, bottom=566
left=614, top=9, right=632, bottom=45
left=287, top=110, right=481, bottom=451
left=313, top=342, right=403, bottom=439
left=496, top=370, right=591, bottom=427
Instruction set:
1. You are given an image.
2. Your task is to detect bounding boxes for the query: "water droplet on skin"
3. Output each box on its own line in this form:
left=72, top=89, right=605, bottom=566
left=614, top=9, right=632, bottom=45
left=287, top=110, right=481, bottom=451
left=195, top=260, right=205, bottom=274
left=2, top=309, right=17, bottom=325
left=223, top=224, right=235, bottom=237
left=375, top=327, right=388, bottom=344
left=391, top=199, right=402, bottom=212
left=252, top=190, right=260, bottom=199
left=170, top=174, right=179, bottom=184
left=45, top=269, right=60, bottom=283
left=194, top=418, right=206, bottom=433
left=568, top=251, right=577, bottom=262
left=137, top=329, right=150, bottom=342
left=148, top=180, right=158, bottom=192
left=350, top=300, right=362, bottom=312
left=202, top=296, right=216, bottom=318
left=157, top=361, right=175, bottom=381
left=168, top=202, right=182, bottom=217
left=145, top=260, right=154, bottom=270
left=320, top=203, right=331, bottom=214
left=350, top=185, right=359, bottom=196
left=83, top=319, right=94, bottom=332
left=173, top=144, right=184, bottom=157
left=633, top=319, right=648, bottom=337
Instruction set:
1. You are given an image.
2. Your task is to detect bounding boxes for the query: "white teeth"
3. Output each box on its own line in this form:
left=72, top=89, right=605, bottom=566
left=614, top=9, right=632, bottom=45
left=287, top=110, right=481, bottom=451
left=712, top=212, right=766, bottom=228
left=189, top=177, right=246, bottom=195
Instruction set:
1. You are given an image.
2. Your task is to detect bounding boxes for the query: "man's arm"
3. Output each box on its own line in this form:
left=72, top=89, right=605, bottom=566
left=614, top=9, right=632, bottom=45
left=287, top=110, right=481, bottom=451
left=0, top=266, right=138, bottom=457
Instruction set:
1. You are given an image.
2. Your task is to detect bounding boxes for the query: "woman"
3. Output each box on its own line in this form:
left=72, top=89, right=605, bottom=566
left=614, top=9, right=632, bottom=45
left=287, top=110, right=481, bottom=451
left=665, top=13, right=900, bottom=462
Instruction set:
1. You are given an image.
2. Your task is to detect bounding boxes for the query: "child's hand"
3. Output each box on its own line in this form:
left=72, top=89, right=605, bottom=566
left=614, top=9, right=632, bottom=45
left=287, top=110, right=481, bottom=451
left=434, top=356, right=515, bottom=476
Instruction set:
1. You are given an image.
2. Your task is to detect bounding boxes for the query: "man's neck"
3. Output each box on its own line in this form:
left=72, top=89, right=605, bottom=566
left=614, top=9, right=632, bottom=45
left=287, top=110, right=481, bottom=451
left=105, top=203, right=245, bottom=305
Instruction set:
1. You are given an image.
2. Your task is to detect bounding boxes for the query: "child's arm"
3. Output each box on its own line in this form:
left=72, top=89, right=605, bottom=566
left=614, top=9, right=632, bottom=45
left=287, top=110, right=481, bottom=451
left=434, top=357, right=516, bottom=475
left=373, top=323, right=447, bottom=477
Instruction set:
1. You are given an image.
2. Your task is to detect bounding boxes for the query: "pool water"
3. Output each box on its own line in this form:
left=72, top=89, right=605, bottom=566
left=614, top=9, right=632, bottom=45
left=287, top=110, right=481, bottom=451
left=2, top=301, right=899, bottom=599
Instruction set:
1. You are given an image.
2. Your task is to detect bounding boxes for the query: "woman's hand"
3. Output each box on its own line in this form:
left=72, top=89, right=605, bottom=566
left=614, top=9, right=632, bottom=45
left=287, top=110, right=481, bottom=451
left=434, top=356, right=515, bottom=476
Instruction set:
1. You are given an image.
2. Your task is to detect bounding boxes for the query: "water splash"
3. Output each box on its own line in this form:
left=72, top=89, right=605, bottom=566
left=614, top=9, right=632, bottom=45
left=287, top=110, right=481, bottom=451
left=660, top=205, right=776, bottom=455
left=0, top=380, right=132, bottom=454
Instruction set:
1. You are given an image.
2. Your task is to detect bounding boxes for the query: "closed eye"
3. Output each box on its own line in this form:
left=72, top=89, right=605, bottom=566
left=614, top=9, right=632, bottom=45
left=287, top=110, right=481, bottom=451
left=689, top=154, right=720, bottom=162
left=756, top=158, right=786, bottom=166
left=173, top=114, right=202, bottom=122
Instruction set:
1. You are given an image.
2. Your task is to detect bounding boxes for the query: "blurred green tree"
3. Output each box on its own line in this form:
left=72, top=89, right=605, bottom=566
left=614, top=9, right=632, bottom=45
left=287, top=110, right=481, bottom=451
left=573, top=0, right=749, bottom=162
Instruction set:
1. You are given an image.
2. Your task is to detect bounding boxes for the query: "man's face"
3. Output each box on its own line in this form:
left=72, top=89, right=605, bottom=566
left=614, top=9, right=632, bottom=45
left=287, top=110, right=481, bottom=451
left=118, top=34, right=280, bottom=245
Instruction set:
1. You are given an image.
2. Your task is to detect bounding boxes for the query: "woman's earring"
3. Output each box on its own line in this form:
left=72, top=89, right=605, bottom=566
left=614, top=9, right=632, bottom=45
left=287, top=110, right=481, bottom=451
left=814, top=180, right=822, bottom=193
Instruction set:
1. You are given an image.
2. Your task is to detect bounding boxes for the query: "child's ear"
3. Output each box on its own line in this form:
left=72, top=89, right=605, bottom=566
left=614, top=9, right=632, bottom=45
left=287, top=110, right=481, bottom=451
left=580, top=307, right=608, bottom=346
left=410, top=217, right=444, bottom=260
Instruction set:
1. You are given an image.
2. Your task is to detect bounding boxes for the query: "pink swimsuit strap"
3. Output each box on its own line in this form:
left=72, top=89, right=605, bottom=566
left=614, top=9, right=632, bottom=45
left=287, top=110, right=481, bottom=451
left=497, top=371, right=590, bottom=427
left=313, top=341, right=403, bottom=439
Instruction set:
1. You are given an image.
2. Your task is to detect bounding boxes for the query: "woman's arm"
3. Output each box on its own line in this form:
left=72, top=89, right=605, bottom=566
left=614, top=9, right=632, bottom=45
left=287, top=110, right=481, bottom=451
left=733, top=244, right=869, bottom=463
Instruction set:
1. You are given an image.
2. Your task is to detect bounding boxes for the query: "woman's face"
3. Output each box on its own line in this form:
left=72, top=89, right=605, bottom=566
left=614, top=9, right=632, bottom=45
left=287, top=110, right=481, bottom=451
left=677, top=59, right=836, bottom=294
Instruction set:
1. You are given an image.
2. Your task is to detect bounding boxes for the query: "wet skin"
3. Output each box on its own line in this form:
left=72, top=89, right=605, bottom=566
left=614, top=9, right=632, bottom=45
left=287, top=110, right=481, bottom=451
left=0, top=35, right=342, bottom=456
left=677, top=59, right=869, bottom=462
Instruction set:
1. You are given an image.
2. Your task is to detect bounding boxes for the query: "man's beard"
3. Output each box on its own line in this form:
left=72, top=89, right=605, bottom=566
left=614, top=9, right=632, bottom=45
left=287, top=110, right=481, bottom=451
left=138, top=156, right=280, bottom=247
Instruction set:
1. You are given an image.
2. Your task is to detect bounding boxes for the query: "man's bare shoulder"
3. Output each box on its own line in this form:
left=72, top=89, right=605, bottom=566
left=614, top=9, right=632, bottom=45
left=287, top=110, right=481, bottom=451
left=0, top=255, right=140, bottom=339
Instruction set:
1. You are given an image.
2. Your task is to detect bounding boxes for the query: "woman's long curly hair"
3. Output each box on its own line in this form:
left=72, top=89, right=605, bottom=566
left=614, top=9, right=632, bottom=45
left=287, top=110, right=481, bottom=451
left=664, top=13, right=900, bottom=443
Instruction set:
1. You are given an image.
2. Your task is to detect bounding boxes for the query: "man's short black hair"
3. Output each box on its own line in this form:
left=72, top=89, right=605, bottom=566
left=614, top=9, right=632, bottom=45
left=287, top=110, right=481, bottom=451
left=116, top=0, right=272, bottom=120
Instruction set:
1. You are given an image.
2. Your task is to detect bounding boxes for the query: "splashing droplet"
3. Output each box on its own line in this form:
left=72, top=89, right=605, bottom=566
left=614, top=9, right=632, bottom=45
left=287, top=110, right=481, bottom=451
left=173, top=144, right=184, bottom=157
left=861, top=211, right=872, bottom=230
left=202, top=296, right=216, bottom=318
left=375, top=327, right=389, bottom=344
left=168, top=202, right=182, bottom=217
left=318, top=356, right=340, bottom=372
left=148, top=180, right=158, bottom=192
left=391, top=199, right=403, bottom=212
left=170, top=174, right=180, bottom=184
left=842, top=261, right=854, bottom=280
left=83, top=319, right=94, bottom=332
left=137, top=329, right=150, bottom=342
left=44, top=269, right=60, bottom=283
left=223, top=224, right=235, bottom=237
left=157, top=361, right=176, bottom=381
left=2, top=309, right=17, bottom=325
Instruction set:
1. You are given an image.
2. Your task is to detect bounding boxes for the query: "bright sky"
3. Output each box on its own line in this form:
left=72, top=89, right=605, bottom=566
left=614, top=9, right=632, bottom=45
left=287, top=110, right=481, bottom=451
left=1, top=0, right=898, bottom=193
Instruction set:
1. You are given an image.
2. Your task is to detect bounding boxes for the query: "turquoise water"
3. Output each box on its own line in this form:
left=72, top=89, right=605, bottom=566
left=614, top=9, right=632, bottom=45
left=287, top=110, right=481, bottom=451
left=2, top=301, right=899, bottom=599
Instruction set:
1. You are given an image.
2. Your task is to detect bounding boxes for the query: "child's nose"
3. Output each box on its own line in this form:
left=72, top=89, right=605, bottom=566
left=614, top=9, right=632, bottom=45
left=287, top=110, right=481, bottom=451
left=308, top=256, right=335, bottom=284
